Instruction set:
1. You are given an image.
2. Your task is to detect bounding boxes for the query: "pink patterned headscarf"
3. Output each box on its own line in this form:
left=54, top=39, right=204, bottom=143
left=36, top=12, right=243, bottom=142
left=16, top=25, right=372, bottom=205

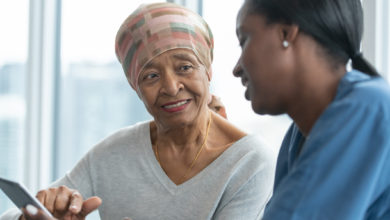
left=115, top=2, right=214, bottom=91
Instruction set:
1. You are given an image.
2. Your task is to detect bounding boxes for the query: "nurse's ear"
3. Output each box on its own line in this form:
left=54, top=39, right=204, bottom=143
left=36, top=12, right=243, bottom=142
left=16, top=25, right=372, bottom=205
left=278, top=24, right=299, bottom=49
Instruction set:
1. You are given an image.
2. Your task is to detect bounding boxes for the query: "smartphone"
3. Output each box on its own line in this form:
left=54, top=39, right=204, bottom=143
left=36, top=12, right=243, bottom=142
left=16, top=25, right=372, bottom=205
left=0, top=177, right=53, bottom=217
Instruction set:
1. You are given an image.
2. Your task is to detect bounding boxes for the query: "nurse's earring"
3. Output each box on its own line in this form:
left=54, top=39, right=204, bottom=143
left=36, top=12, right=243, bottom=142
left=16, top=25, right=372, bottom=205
left=282, top=40, right=289, bottom=48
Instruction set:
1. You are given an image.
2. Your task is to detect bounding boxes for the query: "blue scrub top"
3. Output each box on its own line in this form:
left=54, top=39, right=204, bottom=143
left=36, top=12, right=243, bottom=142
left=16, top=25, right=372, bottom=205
left=263, top=70, right=390, bottom=220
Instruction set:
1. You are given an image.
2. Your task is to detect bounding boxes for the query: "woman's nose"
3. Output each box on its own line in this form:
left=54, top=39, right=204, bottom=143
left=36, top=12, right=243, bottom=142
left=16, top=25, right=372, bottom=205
left=160, top=72, right=182, bottom=96
left=233, top=60, right=244, bottom=77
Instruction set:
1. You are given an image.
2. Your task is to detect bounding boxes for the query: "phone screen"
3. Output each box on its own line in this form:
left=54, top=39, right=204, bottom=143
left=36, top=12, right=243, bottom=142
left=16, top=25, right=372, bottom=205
left=0, top=177, right=53, bottom=217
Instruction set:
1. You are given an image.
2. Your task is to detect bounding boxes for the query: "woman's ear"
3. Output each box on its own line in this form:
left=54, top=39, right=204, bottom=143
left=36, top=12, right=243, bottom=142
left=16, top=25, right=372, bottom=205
left=279, top=24, right=299, bottom=47
left=206, top=66, right=212, bottom=82
left=136, top=86, right=144, bottom=100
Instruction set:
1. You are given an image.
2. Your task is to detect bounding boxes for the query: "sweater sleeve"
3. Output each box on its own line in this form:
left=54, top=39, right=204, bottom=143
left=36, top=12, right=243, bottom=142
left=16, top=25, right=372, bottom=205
left=50, top=150, right=95, bottom=199
left=213, top=171, right=273, bottom=220
left=0, top=208, right=22, bottom=220
left=212, top=138, right=276, bottom=220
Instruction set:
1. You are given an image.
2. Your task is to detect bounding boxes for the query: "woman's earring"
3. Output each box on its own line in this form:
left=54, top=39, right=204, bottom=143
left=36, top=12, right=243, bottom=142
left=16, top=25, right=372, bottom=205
left=282, top=40, right=289, bottom=48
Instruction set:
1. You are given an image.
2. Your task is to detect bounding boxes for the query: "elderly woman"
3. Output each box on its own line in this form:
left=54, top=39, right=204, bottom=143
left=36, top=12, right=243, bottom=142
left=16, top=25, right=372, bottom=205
left=1, top=2, right=275, bottom=220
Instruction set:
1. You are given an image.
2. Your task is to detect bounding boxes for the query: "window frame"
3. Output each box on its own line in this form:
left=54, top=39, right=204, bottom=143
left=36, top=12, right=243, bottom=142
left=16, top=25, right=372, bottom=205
left=24, top=0, right=61, bottom=191
left=362, top=0, right=389, bottom=79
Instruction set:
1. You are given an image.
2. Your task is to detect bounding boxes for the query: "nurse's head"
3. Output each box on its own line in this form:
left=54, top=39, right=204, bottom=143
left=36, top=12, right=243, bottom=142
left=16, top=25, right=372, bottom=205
left=234, top=0, right=378, bottom=115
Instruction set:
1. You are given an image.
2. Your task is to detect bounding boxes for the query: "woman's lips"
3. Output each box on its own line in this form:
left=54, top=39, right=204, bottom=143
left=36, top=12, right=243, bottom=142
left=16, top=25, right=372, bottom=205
left=161, top=99, right=191, bottom=112
left=241, top=78, right=250, bottom=100
left=241, top=77, right=249, bottom=87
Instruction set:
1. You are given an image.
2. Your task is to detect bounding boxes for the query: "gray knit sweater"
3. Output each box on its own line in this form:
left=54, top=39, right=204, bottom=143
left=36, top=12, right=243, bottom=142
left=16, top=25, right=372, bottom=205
left=1, top=121, right=276, bottom=220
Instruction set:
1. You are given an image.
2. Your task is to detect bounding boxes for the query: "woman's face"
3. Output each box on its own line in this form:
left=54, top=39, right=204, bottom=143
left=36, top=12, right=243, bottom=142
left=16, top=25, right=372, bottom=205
left=234, top=1, right=296, bottom=115
left=138, top=49, right=210, bottom=128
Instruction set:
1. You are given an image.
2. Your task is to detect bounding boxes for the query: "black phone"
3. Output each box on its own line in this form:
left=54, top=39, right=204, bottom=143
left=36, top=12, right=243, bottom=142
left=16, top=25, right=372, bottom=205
left=0, top=177, right=53, bottom=217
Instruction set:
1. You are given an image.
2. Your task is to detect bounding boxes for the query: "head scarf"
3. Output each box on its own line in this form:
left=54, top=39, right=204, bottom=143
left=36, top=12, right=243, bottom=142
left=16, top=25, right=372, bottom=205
left=115, top=2, right=214, bottom=91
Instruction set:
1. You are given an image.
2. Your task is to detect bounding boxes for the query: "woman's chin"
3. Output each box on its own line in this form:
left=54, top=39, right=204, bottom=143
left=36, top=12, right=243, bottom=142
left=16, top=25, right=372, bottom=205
left=245, top=89, right=251, bottom=101
left=252, top=104, right=267, bottom=115
left=159, top=114, right=196, bottom=127
left=250, top=98, right=268, bottom=115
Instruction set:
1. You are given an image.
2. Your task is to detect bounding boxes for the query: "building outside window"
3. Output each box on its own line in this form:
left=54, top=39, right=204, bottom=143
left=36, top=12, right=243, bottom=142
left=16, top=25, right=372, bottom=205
left=55, top=0, right=155, bottom=178
left=0, top=0, right=29, bottom=213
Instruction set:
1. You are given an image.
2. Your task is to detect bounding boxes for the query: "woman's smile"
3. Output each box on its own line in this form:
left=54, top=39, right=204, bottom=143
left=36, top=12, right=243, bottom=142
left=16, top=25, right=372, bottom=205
left=161, top=99, right=192, bottom=113
left=240, top=77, right=251, bottom=100
left=241, top=77, right=249, bottom=87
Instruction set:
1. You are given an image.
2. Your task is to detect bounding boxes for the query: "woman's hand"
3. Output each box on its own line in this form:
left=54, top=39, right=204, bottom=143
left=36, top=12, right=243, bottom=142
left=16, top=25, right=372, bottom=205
left=21, top=205, right=57, bottom=220
left=21, top=185, right=101, bottom=220
left=22, top=204, right=131, bottom=220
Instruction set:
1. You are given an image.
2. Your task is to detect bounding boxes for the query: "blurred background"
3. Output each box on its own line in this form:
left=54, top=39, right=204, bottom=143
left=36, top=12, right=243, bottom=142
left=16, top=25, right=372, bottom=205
left=0, top=0, right=389, bottom=218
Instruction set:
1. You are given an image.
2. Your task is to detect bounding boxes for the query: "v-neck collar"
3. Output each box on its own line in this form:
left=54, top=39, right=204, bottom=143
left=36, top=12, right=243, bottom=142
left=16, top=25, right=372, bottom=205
left=139, top=122, right=251, bottom=195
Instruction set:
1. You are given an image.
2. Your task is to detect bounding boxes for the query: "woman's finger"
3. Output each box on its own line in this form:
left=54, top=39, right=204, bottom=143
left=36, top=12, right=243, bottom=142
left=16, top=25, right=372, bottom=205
left=38, top=188, right=57, bottom=213
left=68, top=191, right=84, bottom=214
left=54, top=186, right=74, bottom=214
left=34, top=186, right=83, bottom=218
left=78, top=196, right=102, bottom=217
left=35, top=190, right=47, bottom=206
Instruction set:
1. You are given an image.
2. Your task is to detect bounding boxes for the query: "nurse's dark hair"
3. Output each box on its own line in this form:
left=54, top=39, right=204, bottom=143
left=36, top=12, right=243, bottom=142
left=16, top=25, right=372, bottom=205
left=247, top=0, right=379, bottom=76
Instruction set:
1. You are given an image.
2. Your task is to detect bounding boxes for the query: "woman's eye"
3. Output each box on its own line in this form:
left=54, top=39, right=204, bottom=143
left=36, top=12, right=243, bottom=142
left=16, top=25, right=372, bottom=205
left=143, top=73, right=159, bottom=80
left=179, top=65, right=193, bottom=72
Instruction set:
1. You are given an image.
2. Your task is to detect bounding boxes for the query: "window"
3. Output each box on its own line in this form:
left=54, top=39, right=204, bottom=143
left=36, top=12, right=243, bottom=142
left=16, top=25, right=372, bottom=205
left=362, top=0, right=390, bottom=80
left=55, top=0, right=157, bottom=178
left=202, top=0, right=291, bottom=149
left=0, top=0, right=29, bottom=213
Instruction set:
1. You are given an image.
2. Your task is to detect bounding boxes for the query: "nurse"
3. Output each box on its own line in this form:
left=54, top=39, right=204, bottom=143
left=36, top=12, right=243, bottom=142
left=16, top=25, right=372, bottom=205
left=234, top=0, right=390, bottom=219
